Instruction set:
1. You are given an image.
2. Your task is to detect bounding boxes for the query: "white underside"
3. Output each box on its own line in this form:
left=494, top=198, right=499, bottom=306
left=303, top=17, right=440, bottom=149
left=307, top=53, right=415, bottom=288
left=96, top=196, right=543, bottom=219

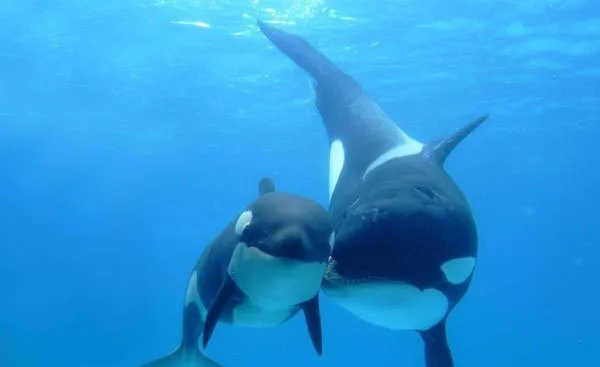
left=322, top=280, right=448, bottom=331
left=227, top=243, right=326, bottom=326
left=229, top=299, right=298, bottom=327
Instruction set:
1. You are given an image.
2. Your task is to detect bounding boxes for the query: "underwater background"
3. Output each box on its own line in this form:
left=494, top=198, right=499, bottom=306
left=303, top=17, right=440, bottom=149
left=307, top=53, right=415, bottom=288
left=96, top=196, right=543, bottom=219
left=1, top=0, right=598, bottom=366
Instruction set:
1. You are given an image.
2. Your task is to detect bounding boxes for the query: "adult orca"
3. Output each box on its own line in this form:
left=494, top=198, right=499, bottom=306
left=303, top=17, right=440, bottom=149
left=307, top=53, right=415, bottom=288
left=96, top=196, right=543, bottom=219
left=139, top=177, right=333, bottom=367
left=257, top=20, right=489, bottom=367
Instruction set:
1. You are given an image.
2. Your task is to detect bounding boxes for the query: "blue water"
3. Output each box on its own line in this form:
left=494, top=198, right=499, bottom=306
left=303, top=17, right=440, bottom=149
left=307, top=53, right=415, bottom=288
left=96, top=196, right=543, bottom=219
left=1, top=1, right=598, bottom=366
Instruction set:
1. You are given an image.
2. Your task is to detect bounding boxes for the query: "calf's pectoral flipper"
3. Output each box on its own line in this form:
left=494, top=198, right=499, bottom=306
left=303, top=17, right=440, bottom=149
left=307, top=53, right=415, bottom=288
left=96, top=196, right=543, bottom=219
left=302, top=294, right=323, bottom=356
left=203, top=275, right=240, bottom=348
left=419, top=319, right=453, bottom=367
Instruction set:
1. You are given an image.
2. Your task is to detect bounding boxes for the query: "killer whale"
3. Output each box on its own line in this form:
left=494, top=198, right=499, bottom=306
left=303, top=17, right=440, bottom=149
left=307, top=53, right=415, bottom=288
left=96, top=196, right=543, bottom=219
left=139, top=177, right=333, bottom=367
left=257, top=20, right=488, bottom=367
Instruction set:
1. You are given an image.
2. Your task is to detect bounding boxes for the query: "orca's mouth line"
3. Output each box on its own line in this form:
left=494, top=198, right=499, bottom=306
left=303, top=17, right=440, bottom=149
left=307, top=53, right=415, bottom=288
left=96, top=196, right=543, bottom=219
left=322, top=258, right=383, bottom=287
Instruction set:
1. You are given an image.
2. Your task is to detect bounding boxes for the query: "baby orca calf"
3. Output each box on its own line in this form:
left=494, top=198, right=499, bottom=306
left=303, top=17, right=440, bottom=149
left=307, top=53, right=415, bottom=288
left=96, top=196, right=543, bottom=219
left=140, top=177, right=333, bottom=367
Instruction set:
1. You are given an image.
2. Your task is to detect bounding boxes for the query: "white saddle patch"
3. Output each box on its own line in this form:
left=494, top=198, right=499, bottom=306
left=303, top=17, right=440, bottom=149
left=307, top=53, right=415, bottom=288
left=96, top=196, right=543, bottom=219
left=322, top=280, right=448, bottom=331
left=441, top=257, right=476, bottom=284
left=228, top=243, right=326, bottom=325
left=329, top=139, right=345, bottom=201
left=345, top=95, right=424, bottom=179
left=363, top=137, right=424, bottom=179
left=184, top=270, right=207, bottom=319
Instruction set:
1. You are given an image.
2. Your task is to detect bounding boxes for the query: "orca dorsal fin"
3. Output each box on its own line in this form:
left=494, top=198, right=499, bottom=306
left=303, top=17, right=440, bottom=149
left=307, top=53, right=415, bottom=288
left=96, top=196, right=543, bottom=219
left=258, top=177, right=276, bottom=196
left=424, top=113, right=490, bottom=166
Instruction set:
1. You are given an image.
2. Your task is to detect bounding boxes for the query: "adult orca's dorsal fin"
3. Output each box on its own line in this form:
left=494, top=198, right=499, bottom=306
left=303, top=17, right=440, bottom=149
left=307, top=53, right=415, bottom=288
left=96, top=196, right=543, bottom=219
left=424, top=113, right=490, bottom=166
left=258, top=177, right=276, bottom=196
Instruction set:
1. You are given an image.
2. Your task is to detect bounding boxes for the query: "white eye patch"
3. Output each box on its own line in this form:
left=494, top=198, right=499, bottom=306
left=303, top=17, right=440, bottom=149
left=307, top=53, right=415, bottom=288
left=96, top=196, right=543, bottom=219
left=329, top=232, right=336, bottom=249
left=235, top=210, right=253, bottom=236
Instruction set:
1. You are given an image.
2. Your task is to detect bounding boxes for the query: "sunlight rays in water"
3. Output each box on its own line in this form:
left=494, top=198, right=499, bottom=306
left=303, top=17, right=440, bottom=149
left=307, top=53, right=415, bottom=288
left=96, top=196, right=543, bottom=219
left=157, top=0, right=357, bottom=36
left=171, top=20, right=211, bottom=28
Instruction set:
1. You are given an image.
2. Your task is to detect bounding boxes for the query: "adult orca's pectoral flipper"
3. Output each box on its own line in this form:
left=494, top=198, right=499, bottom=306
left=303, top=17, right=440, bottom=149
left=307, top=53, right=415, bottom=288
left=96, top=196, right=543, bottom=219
left=257, top=20, right=340, bottom=83
left=256, top=19, right=361, bottom=100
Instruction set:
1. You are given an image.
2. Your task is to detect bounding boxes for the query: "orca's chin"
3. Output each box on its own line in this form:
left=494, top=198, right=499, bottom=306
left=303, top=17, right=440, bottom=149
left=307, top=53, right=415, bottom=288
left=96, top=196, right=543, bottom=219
left=321, top=258, right=449, bottom=331
left=229, top=243, right=327, bottom=306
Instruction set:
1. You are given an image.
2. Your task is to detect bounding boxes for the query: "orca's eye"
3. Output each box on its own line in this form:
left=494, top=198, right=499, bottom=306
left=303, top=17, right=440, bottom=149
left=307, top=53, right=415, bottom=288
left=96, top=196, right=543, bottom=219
left=234, top=210, right=253, bottom=237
